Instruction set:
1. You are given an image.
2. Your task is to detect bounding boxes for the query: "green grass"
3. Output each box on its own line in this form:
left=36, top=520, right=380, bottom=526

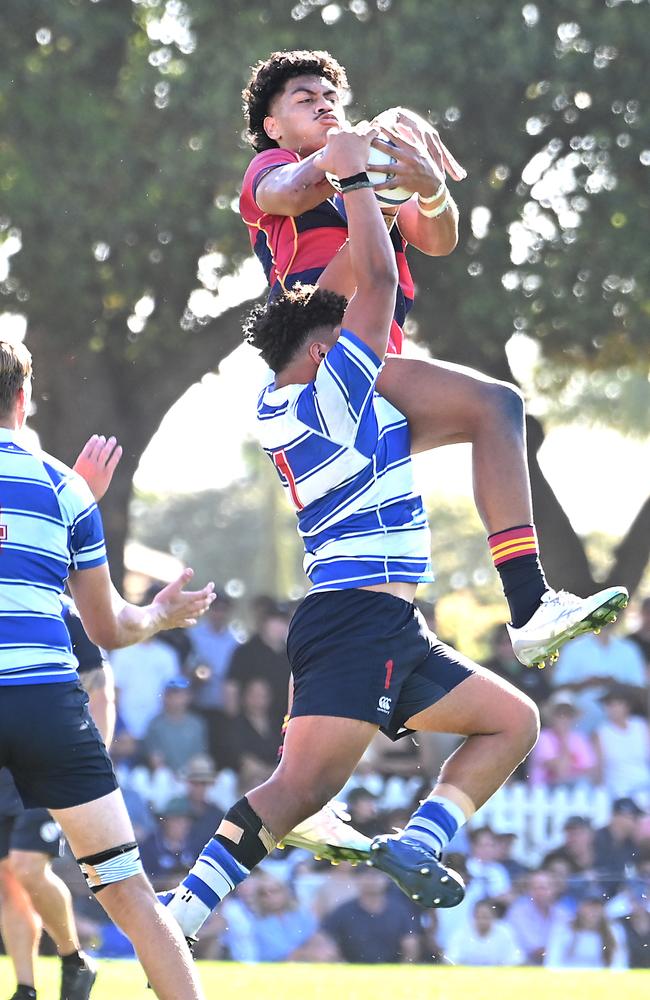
left=1, top=957, right=648, bottom=1000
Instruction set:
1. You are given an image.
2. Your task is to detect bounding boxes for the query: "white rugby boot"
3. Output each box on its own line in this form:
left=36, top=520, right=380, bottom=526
left=507, top=585, right=629, bottom=668
left=280, top=799, right=372, bottom=865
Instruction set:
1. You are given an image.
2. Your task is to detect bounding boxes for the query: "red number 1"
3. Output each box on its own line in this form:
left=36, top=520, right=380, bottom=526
left=384, top=659, right=394, bottom=690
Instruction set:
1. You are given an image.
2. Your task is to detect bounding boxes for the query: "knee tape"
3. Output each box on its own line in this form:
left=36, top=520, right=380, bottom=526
left=216, top=797, right=276, bottom=869
left=77, top=841, right=143, bottom=893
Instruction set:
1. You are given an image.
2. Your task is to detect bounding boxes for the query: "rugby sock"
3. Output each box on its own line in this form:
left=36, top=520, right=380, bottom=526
left=164, top=797, right=276, bottom=937
left=488, top=524, right=548, bottom=628
left=399, top=792, right=471, bottom=855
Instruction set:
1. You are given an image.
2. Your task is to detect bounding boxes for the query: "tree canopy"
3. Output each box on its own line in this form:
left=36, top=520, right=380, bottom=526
left=1, top=0, right=648, bottom=590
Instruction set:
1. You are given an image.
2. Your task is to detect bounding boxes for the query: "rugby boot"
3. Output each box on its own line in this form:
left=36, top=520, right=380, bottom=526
left=369, top=834, right=465, bottom=908
left=507, top=586, right=629, bottom=669
left=280, top=799, right=372, bottom=865
left=60, top=952, right=97, bottom=1000
left=9, top=988, right=37, bottom=1000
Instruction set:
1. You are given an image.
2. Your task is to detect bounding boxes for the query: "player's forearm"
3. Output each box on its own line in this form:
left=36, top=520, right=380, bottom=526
left=256, top=153, right=334, bottom=216
left=344, top=187, right=398, bottom=293
left=397, top=195, right=459, bottom=255
left=92, top=588, right=166, bottom=650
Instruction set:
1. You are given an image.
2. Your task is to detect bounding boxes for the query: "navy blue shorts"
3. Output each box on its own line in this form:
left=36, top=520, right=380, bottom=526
left=287, top=590, right=475, bottom=741
left=0, top=809, right=63, bottom=860
left=0, top=680, right=118, bottom=809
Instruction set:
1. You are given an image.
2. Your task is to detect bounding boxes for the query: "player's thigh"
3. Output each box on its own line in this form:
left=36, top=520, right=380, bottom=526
left=279, top=715, right=377, bottom=796
left=406, top=661, right=538, bottom=737
left=50, top=788, right=135, bottom=860
left=377, top=356, right=512, bottom=453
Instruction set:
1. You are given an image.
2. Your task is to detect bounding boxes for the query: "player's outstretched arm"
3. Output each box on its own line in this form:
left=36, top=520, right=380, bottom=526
left=255, top=149, right=334, bottom=217
left=73, top=434, right=123, bottom=502
left=68, top=565, right=215, bottom=650
left=316, top=125, right=398, bottom=359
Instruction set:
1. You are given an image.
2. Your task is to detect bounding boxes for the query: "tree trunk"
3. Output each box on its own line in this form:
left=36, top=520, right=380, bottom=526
left=29, top=299, right=256, bottom=589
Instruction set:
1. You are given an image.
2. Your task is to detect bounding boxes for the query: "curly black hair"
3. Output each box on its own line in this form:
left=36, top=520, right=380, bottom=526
left=244, top=284, right=347, bottom=372
left=242, top=49, right=348, bottom=153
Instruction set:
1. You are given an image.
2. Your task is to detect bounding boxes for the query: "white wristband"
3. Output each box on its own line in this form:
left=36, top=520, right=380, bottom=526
left=418, top=196, right=449, bottom=219
left=417, top=181, right=446, bottom=205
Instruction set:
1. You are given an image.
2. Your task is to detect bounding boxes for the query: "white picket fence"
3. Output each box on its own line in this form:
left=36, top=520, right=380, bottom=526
left=469, top=782, right=613, bottom=864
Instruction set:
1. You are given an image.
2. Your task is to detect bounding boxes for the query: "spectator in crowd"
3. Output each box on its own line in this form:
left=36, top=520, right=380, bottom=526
left=465, top=827, right=512, bottom=905
left=322, top=868, right=419, bottom=964
left=143, top=677, right=208, bottom=774
left=300, top=858, right=360, bottom=919
left=507, top=868, right=571, bottom=964
left=181, top=754, right=224, bottom=858
left=345, top=788, right=383, bottom=839
left=218, top=678, right=280, bottom=792
left=528, top=690, right=598, bottom=788
left=616, top=879, right=650, bottom=969
left=418, top=910, right=445, bottom=964
left=551, top=627, right=646, bottom=733
left=248, top=871, right=322, bottom=962
left=110, top=633, right=182, bottom=739
left=446, top=899, right=524, bottom=966
left=491, top=828, right=530, bottom=886
left=593, top=687, right=650, bottom=799
left=139, top=798, right=197, bottom=893
left=226, top=597, right=291, bottom=731
left=543, top=817, right=605, bottom=903
left=594, top=798, right=644, bottom=896
left=628, top=596, right=650, bottom=668
left=544, top=890, right=628, bottom=968
left=188, top=591, right=241, bottom=723
left=484, top=624, right=552, bottom=708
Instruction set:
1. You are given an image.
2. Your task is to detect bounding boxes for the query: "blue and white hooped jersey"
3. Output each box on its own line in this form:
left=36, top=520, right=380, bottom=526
left=0, top=428, right=107, bottom=685
left=256, top=328, right=433, bottom=592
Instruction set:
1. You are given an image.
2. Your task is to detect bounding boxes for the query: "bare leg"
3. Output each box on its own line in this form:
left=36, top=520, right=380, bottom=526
left=10, top=850, right=80, bottom=957
left=406, top=667, right=540, bottom=808
left=83, top=662, right=116, bottom=748
left=377, top=356, right=532, bottom=534
left=51, top=789, right=204, bottom=1000
left=247, top=716, right=378, bottom=838
left=0, top=858, right=41, bottom=989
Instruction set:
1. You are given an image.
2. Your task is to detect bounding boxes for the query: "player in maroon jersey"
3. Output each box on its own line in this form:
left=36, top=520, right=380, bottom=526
left=239, top=49, right=626, bottom=671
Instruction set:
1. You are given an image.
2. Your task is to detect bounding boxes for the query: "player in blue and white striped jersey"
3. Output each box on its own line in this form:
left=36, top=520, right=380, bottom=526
left=161, top=123, right=540, bottom=942
left=0, top=339, right=214, bottom=1000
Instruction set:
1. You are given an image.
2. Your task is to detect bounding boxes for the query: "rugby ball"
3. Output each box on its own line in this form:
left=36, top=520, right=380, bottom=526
left=326, top=141, right=413, bottom=206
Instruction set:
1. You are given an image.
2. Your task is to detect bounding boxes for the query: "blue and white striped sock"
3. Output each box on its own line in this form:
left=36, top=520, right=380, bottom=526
left=164, top=838, right=249, bottom=937
left=399, top=795, right=467, bottom=855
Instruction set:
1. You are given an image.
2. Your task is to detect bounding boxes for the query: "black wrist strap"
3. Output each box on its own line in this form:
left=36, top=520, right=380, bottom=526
left=339, top=171, right=373, bottom=193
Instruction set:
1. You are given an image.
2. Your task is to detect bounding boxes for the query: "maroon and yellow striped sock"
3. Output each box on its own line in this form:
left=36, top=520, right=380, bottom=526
left=488, top=524, right=548, bottom=628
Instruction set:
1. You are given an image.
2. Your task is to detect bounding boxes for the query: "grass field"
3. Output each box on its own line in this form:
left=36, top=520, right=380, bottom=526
left=1, top=957, right=649, bottom=1000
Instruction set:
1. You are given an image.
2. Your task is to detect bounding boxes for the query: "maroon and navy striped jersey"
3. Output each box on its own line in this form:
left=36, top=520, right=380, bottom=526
left=239, top=148, right=415, bottom=355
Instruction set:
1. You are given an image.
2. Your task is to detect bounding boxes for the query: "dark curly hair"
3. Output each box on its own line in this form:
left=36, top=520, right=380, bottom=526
left=242, top=49, right=348, bottom=153
left=244, top=284, right=347, bottom=372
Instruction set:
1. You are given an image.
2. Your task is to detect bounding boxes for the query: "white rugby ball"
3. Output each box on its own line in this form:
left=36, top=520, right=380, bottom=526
left=326, top=140, right=413, bottom=206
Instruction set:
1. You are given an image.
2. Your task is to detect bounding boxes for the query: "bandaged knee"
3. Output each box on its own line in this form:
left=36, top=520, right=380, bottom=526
left=77, top=841, right=143, bottom=893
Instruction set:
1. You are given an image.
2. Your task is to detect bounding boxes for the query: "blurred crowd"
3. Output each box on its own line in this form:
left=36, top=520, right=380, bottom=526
left=51, top=594, right=650, bottom=966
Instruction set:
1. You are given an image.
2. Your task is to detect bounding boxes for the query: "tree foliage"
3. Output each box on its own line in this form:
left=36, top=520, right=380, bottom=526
left=1, top=0, right=648, bottom=590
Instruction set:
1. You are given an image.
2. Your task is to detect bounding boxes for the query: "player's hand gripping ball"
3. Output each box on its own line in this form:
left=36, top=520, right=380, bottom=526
left=326, top=140, right=413, bottom=206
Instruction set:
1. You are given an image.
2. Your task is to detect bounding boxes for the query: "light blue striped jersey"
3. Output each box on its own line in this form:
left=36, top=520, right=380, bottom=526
left=256, top=328, right=433, bottom=591
left=0, top=428, right=107, bottom=685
